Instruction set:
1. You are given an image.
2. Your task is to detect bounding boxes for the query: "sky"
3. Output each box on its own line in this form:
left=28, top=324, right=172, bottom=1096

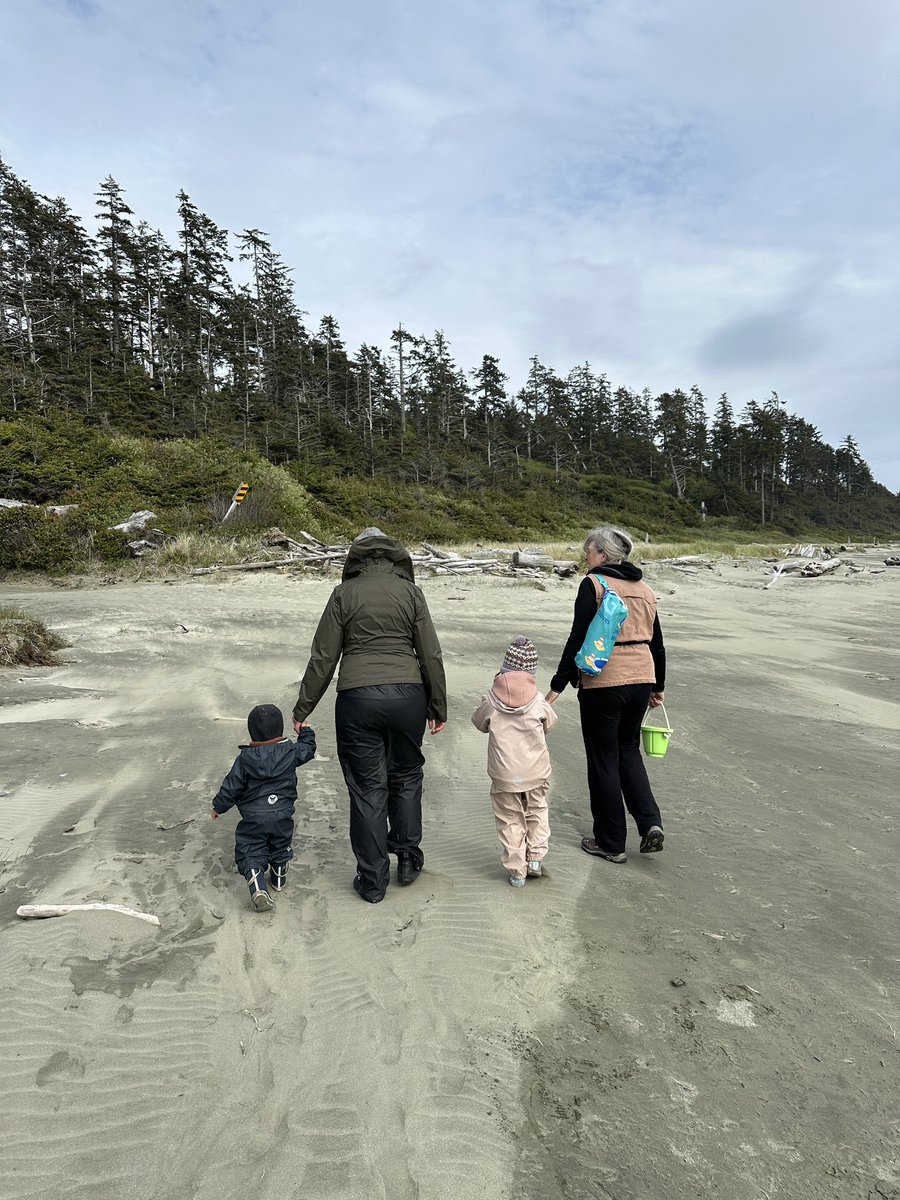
left=2, top=0, right=899, bottom=488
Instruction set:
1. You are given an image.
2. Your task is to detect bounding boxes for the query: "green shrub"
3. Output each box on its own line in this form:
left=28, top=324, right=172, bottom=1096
left=0, top=506, right=127, bottom=572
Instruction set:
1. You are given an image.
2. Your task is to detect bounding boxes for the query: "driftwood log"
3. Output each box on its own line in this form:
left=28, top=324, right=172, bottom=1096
left=766, top=556, right=843, bottom=586
left=799, top=557, right=842, bottom=577
left=189, top=534, right=566, bottom=579
left=17, top=903, right=161, bottom=926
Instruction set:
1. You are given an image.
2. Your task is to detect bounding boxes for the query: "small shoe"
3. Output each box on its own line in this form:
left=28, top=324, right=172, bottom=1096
left=581, top=837, right=626, bottom=863
left=353, top=873, right=384, bottom=904
left=509, top=875, right=526, bottom=888
left=397, top=852, right=421, bottom=887
left=640, top=826, right=665, bottom=854
left=270, top=862, right=289, bottom=891
left=526, top=860, right=542, bottom=877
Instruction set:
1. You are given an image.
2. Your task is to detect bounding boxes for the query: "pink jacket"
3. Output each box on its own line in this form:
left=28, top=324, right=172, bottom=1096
left=471, top=671, right=558, bottom=791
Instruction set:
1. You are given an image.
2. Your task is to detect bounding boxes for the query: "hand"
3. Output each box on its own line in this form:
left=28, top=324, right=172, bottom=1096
left=210, top=809, right=220, bottom=820
left=648, top=691, right=665, bottom=708
left=545, top=690, right=560, bottom=704
left=293, top=718, right=306, bottom=733
left=428, top=719, right=446, bottom=735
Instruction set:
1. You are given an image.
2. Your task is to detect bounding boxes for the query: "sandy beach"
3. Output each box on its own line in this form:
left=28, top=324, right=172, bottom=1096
left=1, top=553, right=899, bottom=1200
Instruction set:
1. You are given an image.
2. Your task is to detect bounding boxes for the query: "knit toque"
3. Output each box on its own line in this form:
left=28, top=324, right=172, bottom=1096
left=247, top=703, right=284, bottom=741
left=500, top=635, right=538, bottom=675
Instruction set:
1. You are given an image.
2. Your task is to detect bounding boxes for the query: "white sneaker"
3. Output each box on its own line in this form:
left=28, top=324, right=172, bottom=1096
left=526, top=860, right=542, bottom=877
left=509, top=875, right=526, bottom=888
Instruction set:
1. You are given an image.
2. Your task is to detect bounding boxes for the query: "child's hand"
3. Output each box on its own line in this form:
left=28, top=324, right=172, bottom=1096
left=210, top=809, right=219, bottom=820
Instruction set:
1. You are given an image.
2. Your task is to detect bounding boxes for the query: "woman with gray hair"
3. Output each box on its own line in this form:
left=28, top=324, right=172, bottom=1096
left=547, top=525, right=666, bottom=862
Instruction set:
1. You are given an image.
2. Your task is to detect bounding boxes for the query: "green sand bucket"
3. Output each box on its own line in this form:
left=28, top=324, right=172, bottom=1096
left=641, top=703, right=673, bottom=758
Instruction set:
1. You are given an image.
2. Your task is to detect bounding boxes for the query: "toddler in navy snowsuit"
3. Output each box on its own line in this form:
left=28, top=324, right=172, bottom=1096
left=211, top=703, right=316, bottom=911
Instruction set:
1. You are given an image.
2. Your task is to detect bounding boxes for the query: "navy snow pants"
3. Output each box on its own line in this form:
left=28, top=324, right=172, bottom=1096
left=234, top=804, right=295, bottom=877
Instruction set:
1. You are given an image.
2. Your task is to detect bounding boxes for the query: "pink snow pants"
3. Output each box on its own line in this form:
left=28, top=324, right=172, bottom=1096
left=490, top=782, right=550, bottom=879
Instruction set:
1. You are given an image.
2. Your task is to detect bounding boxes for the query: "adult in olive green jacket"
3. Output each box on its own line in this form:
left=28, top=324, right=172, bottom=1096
left=292, top=529, right=447, bottom=903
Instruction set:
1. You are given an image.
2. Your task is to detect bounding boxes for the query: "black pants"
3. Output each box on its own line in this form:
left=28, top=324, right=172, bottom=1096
left=234, top=805, right=295, bottom=876
left=335, top=683, right=427, bottom=900
left=578, top=683, right=662, bottom=855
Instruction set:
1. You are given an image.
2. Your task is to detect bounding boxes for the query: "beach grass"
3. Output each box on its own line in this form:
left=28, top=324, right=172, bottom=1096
left=0, top=605, right=68, bottom=667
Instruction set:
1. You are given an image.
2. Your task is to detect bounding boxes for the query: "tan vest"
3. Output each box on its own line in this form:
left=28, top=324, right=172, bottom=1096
left=580, top=573, right=657, bottom=690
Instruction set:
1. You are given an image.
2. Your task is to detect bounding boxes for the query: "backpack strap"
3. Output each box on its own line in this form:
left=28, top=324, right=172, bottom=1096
left=587, top=572, right=608, bottom=606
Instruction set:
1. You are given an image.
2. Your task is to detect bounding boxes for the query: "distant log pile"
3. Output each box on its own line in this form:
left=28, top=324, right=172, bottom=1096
left=765, top=556, right=843, bottom=587
left=190, top=531, right=579, bottom=579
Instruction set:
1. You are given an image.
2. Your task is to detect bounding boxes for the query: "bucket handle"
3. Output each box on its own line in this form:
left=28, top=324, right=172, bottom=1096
left=643, top=701, right=670, bottom=729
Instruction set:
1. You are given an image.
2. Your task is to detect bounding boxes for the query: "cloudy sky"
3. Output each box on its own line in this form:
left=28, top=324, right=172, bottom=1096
left=3, top=0, right=899, bottom=487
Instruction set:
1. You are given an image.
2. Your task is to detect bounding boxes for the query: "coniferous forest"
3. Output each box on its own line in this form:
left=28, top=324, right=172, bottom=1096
left=2, top=156, right=899, bottom=565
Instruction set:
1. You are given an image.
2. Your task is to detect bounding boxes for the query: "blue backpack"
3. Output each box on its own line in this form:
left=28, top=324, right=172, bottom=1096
left=574, top=573, right=628, bottom=676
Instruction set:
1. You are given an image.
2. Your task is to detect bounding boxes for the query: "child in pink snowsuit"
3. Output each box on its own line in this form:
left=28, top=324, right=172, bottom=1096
left=471, top=635, right=557, bottom=886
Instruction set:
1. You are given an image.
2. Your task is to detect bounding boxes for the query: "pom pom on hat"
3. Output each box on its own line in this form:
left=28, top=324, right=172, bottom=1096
left=500, top=635, right=538, bottom=675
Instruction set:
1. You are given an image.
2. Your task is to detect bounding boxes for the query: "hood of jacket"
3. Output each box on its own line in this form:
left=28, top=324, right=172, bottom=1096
left=489, top=670, right=540, bottom=713
left=592, top=561, right=643, bottom=583
left=342, top=533, right=415, bottom=582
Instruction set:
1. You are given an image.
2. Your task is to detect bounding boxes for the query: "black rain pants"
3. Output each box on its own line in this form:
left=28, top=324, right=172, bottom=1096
left=335, top=683, right=427, bottom=901
left=578, top=683, right=662, bottom=855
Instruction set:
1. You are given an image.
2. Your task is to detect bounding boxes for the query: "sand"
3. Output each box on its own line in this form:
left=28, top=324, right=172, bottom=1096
left=1, top=553, right=899, bottom=1200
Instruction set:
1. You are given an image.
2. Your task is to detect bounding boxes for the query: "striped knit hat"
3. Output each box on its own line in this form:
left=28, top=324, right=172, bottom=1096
left=500, top=635, right=538, bottom=676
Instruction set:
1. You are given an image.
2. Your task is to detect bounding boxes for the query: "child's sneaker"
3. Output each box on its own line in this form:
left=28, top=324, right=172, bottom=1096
left=270, top=862, right=289, bottom=891
left=247, top=868, right=275, bottom=912
left=526, top=860, right=542, bottom=877
left=509, top=875, right=526, bottom=887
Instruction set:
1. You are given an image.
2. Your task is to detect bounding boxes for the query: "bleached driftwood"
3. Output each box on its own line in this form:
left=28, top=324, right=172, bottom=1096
left=187, top=534, right=551, bottom=579
left=766, top=556, right=844, bottom=586
left=799, top=557, right=842, bottom=577
left=512, top=551, right=553, bottom=568
left=783, top=544, right=836, bottom=560
left=17, top=903, right=160, bottom=927
left=657, top=554, right=713, bottom=565
left=421, top=541, right=461, bottom=560
left=764, top=559, right=810, bottom=588
left=191, top=557, right=299, bottom=575
left=884, top=557, right=900, bottom=567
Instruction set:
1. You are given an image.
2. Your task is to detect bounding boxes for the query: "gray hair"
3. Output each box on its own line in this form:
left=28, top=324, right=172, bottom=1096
left=584, top=525, right=634, bottom=563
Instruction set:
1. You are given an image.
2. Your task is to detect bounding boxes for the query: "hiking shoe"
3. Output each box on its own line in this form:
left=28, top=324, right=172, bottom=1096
left=581, top=838, right=626, bottom=863
left=526, top=860, right=543, bottom=877
left=397, top=852, right=421, bottom=886
left=640, top=826, right=665, bottom=854
left=509, top=875, right=526, bottom=888
left=270, top=862, right=289, bottom=891
left=353, top=873, right=384, bottom=904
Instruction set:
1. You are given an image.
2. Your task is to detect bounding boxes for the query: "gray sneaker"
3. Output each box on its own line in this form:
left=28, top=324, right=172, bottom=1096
left=509, top=875, right=526, bottom=887
left=526, top=860, right=543, bottom=877
left=640, top=826, right=665, bottom=854
left=581, top=837, right=626, bottom=863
